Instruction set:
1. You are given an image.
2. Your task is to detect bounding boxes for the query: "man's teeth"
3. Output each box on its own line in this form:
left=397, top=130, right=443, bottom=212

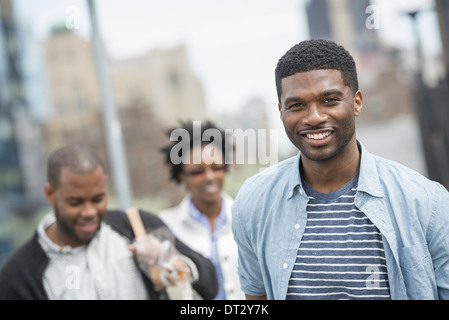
left=306, top=132, right=331, bottom=140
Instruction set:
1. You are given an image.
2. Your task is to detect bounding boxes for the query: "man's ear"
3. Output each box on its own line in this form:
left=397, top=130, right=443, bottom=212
left=278, top=103, right=283, bottom=119
left=354, top=90, right=363, bottom=117
left=44, top=182, right=55, bottom=206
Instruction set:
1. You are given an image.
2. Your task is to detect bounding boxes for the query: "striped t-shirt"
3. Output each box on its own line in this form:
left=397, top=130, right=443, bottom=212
left=286, top=173, right=391, bottom=300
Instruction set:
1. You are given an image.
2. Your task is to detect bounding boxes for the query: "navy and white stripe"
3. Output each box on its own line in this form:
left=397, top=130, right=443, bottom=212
left=287, top=174, right=390, bottom=300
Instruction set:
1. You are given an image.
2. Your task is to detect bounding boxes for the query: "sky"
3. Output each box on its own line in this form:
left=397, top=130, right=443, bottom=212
left=14, top=0, right=442, bottom=129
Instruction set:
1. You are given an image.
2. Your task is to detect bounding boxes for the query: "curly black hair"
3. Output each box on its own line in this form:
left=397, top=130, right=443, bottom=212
left=275, top=39, right=359, bottom=103
left=161, top=120, right=231, bottom=184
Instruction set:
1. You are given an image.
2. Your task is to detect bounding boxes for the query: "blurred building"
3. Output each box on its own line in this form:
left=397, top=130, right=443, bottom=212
left=0, top=0, right=47, bottom=265
left=306, top=0, right=449, bottom=188
left=435, top=0, right=449, bottom=82
left=219, top=97, right=269, bottom=131
left=413, top=0, right=449, bottom=188
left=211, top=96, right=274, bottom=164
left=41, top=26, right=103, bottom=153
left=111, top=44, right=206, bottom=126
left=40, top=28, right=205, bottom=204
left=356, top=49, right=416, bottom=124
left=306, top=0, right=380, bottom=65
left=306, top=0, right=416, bottom=123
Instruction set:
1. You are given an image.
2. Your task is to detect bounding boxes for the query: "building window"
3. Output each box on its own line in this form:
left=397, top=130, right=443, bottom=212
left=169, top=71, right=180, bottom=89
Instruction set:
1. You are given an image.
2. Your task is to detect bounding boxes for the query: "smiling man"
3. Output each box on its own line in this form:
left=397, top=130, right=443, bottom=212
left=231, top=39, right=449, bottom=300
left=0, top=143, right=218, bottom=300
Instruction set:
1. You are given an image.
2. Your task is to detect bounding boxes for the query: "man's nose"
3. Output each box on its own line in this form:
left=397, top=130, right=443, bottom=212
left=81, top=202, right=97, bottom=217
left=303, top=103, right=327, bottom=126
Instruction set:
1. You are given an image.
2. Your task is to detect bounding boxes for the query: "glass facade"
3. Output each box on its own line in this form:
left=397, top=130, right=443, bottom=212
left=0, top=0, right=47, bottom=265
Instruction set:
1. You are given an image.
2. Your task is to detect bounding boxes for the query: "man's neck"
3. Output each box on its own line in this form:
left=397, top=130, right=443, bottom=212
left=300, top=142, right=361, bottom=193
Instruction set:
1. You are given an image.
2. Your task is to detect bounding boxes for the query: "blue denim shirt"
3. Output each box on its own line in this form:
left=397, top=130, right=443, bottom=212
left=232, top=142, right=449, bottom=300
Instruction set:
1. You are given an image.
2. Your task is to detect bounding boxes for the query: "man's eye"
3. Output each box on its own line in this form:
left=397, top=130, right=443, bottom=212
left=324, top=98, right=339, bottom=104
left=288, top=103, right=304, bottom=110
left=93, top=196, right=104, bottom=203
left=68, top=201, right=81, bottom=207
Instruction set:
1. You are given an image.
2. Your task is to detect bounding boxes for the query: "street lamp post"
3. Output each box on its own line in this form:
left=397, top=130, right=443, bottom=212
left=87, top=0, right=133, bottom=210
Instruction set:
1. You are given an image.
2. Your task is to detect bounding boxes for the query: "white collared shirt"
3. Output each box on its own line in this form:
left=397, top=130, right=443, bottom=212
left=159, top=193, right=245, bottom=300
left=37, top=213, right=149, bottom=300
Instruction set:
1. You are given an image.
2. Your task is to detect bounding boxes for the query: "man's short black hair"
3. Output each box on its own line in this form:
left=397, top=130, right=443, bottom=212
left=275, top=39, right=359, bottom=103
left=161, top=120, right=230, bottom=184
left=47, top=143, right=106, bottom=189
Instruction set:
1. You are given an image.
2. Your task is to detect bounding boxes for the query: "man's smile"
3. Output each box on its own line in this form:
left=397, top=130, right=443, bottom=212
left=304, top=131, right=332, bottom=140
left=300, top=129, right=334, bottom=146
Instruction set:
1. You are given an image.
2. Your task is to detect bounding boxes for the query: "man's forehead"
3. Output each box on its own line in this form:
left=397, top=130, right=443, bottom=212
left=59, top=165, right=106, bottom=184
left=280, top=70, right=347, bottom=98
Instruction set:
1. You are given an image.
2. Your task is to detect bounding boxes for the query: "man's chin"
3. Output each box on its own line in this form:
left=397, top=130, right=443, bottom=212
left=303, top=152, right=336, bottom=162
left=297, top=143, right=333, bottom=161
left=77, top=227, right=101, bottom=243
left=72, top=234, right=96, bottom=246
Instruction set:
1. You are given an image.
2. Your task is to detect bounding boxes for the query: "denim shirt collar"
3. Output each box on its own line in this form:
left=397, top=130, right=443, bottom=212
left=285, top=140, right=384, bottom=199
left=285, top=151, right=301, bottom=200
left=357, top=141, right=385, bottom=198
